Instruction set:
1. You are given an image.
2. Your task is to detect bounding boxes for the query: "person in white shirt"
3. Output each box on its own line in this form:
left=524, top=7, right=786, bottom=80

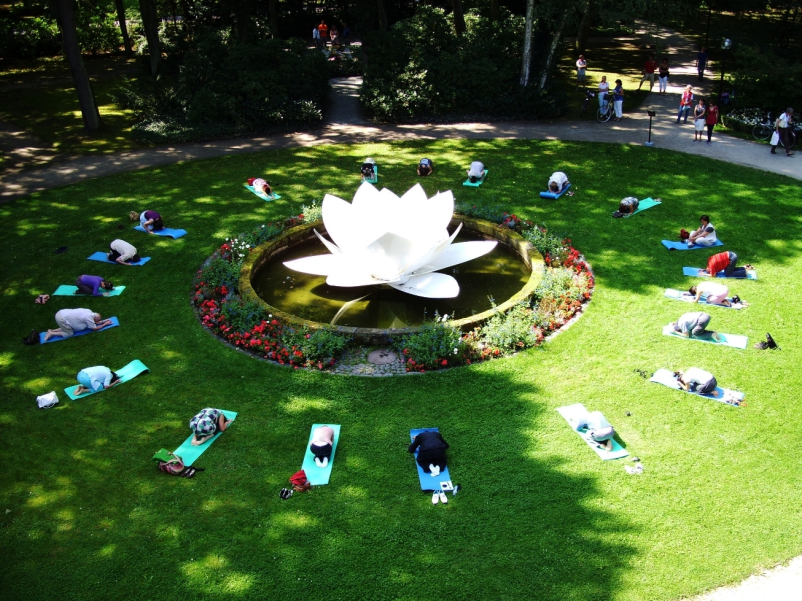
left=689, top=281, right=731, bottom=306
left=417, top=157, right=433, bottom=176
left=674, top=367, right=719, bottom=396
left=44, top=308, right=112, bottom=341
left=771, top=107, right=794, bottom=157
left=466, top=161, right=486, bottom=183
left=687, top=215, right=716, bottom=247
left=312, top=26, right=321, bottom=48
left=108, top=239, right=140, bottom=265
left=597, top=75, right=609, bottom=108
left=547, top=171, right=570, bottom=193
left=575, top=55, right=587, bottom=87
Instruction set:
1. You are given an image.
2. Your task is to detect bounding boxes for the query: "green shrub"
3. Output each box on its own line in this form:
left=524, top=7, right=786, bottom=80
left=221, top=297, right=268, bottom=333
left=200, top=255, right=240, bottom=290
left=284, top=326, right=351, bottom=362
left=729, top=45, right=802, bottom=114
left=0, top=16, right=60, bottom=59
left=480, top=302, right=543, bottom=353
left=394, top=319, right=470, bottom=371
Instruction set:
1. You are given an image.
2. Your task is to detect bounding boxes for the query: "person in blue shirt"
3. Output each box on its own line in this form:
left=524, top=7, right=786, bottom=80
left=696, top=47, right=708, bottom=81
left=74, top=365, right=121, bottom=396
left=613, top=79, right=624, bottom=121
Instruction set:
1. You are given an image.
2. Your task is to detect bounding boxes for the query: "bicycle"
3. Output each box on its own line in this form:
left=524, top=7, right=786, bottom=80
left=580, top=89, right=596, bottom=116
left=752, top=112, right=798, bottom=149
left=596, top=94, right=614, bottom=123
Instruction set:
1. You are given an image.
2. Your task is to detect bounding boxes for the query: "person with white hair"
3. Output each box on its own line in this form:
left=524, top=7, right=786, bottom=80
left=43, top=308, right=113, bottom=342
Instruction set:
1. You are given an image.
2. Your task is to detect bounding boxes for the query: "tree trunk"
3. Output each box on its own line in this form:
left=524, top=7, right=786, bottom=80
left=138, top=0, right=162, bottom=76
left=539, top=8, right=569, bottom=90
left=519, top=0, right=536, bottom=86
left=575, top=0, right=592, bottom=55
left=268, top=0, right=280, bottom=38
left=452, top=0, right=466, bottom=36
left=55, top=0, right=101, bottom=132
left=490, top=0, right=500, bottom=22
left=114, top=0, right=133, bottom=56
left=377, top=0, right=389, bottom=31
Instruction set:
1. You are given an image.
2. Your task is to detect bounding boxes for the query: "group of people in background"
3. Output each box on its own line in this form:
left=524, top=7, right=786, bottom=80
left=313, top=19, right=350, bottom=49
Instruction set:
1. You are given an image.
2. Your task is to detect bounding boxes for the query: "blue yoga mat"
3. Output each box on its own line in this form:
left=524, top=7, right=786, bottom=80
left=683, top=266, right=757, bottom=280
left=87, top=252, right=151, bottom=266
left=662, top=239, right=724, bottom=250
left=463, top=169, right=488, bottom=187
left=173, top=410, right=238, bottom=466
left=64, top=359, right=149, bottom=400
left=539, top=183, right=572, bottom=199
left=300, top=424, right=341, bottom=486
left=650, top=368, right=745, bottom=406
left=661, top=324, right=748, bottom=349
left=244, top=184, right=281, bottom=201
left=410, top=428, right=452, bottom=491
left=134, top=225, right=187, bottom=239
left=556, top=404, right=629, bottom=460
left=53, top=285, right=126, bottom=297
left=41, top=316, right=120, bottom=344
left=624, top=197, right=661, bottom=217
left=663, top=289, right=744, bottom=309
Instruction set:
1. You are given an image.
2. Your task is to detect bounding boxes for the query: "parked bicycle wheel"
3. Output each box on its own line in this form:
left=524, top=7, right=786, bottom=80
left=752, top=123, right=773, bottom=141
left=780, top=130, right=797, bottom=149
left=597, top=105, right=612, bottom=123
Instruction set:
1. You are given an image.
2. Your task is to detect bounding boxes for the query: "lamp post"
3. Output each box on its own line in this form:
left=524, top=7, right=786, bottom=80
left=717, top=37, right=732, bottom=120
left=645, top=110, right=656, bottom=147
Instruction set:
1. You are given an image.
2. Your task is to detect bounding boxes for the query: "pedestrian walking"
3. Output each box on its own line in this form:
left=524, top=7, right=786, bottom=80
left=696, top=47, right=708, bottom=81
left=693, top=99, right=707, bottom=142
left=676, top=85, right=693, bottom=123
left=771, top=108, right=794, bottom=157
left=638, top=55, right=658, bottom=91
left=658, top=59, right=669, bottom=95
left=705, top=101, right=719, bottom=145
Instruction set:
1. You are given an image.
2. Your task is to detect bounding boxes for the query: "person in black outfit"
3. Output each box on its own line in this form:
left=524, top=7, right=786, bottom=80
left=408, top=431, right=449, bottom=476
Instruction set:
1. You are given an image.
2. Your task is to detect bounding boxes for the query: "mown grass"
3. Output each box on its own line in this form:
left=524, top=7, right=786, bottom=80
left=1, top=139, right=801, bottom=600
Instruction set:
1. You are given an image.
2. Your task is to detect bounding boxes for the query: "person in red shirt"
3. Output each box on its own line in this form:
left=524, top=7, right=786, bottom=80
left=318, top=20, right=329, bottom=46
left=705, top=101, right=719, bottom=145
left=638, top=55, right=658, bottom=91
left=703, top=251, right=753, bottom=278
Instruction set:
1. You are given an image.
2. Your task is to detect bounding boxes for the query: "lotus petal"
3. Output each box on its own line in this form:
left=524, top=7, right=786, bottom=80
left=389, top=273, right=460, bottom=298
left=283, top=254, right=340, bottom=276
left=322, top=192, right=386, bottom=252
left=313, top=229, right=342, bottom=255
left=412, top=240, right=498, bottom=275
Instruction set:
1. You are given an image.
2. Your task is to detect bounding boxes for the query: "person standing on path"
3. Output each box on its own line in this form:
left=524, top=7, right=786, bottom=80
left=658, top=59, right=669, bottom=95
left=597, top=75, right=610, bottom=109
left=318, top=20, right=329, bottom=47
left=638, top=56, right=658, bottom=91
left=693, top=99, right=707, bottom=142
left=771, top=108, right=794, bottom=157
left=696, top=47, right=708, bottom=81
left=613, top=79, right=624, bottom=121
left=312, top=25, right=321, bottom=49
left=676, top=85, right=693, bottom=123
left=576, top=55, right=587, bottom=88
left=705, top=101, right=719, bottom=145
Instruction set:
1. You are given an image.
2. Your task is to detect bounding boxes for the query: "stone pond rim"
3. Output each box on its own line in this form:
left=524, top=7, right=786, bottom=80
left=239, top=216, right=546, bottom=345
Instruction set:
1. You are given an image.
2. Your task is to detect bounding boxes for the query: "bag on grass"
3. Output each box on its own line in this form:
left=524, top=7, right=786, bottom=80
left=36, top=391, right=59, bottom=409
left=22, top=330, right=39, bottom=345
left=753, top=333, right=779, bottom=350
left=290, top=469, right=312, bottom=492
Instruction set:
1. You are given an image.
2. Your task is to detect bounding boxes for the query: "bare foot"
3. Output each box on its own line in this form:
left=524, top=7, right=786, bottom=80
left=43, top=331, right=53, bottom=342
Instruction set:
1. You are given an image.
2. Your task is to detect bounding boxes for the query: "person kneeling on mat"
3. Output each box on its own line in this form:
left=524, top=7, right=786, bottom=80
left=361, top=158, right=377, bottom=181
left=309, top=425, right=335, bottom=468
left=612, top=197, right=639, bottom=217
left=417, top=158, right=433, bottom=176
left=75, top=274, right=114, bottom=297
left=466, top=161, right=486, bottom=183
left=44, top=308, right=113, bottom=341
left=408, top=430, right=449, bottom=476
left=108, top=239, right=141, bottom=266
left=548, top=171, right=570, bottom=193
left=674, top=368, right=719, bottom=397
left=74, top=365, right=121, bottom=396
left=685, top=215, right=716, bottom=247
left=689, top=281, right=737, bottom=307
left=671, top=311, right=721, bottom=341
left=130, top=210, right=164, bottom=233
left=190, top=408, right=232, bottom=446
left=574, top=411, right=616, bottom=451
left=703, top=251, right=753, bottom=278
left=249, top=178, right=273, bottom=198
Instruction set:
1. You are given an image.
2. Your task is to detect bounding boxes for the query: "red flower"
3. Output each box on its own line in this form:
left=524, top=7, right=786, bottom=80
left=441, top=360, right=447, bottom=366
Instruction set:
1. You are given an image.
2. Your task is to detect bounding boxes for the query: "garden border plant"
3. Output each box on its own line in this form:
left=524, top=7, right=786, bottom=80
left=191, top=203, right=594, bottom=373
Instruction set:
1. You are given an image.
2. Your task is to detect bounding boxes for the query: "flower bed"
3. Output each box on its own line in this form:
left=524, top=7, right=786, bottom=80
left=191, top=202, right=594, bottom=373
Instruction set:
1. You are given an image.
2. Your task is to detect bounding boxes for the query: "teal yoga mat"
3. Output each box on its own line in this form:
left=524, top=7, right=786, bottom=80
left=556, top=403, right=629, bottom=460
left=134, top=225, right=187, bottom=239
left=53, top=285, right=126, bottom=297
left=662, top=324, right=747, bottom=349
left=173, top=410, right=238, bottom=466
left=41, top=316, right=120, bottom=344
left=683, top=266, right=757, bottom=280
left=650, top=368, right=745, bottom=406
left=463, top=169, right=488, bottom=187
left=64, top=359, right=149, bottom=400
left=300, top=424, right=341, bottom=485
left=244, top=184, right=281, bottom=201
left=624, top=197, right=661, bottom=217
left=87, top=252, right=150, bottom=266
left=663, top=288, right=744, bottom=309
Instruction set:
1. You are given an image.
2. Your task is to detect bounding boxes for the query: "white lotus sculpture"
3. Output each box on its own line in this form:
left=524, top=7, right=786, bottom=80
left=283, top=182, right=497, bottom=298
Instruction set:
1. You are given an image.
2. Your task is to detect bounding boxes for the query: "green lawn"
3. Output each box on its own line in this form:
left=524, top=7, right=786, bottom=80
left=2, top=140, right=801, bottom=600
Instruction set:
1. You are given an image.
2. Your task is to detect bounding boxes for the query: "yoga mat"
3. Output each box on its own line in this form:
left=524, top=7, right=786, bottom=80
left=556, top=403, right=629, bottom=461
left=64, top=359, right=149, bottom=400
left=410, top=428, right=452, bottom=491
left=650, top=368, right=745, bottom=406
left=53, top=285, right=126, bottom=297
left=173, top=410, right=237, bottom=466
left=41, top=316, right=120, bottom=344
left=463, top=169, right=489, bottom=187
left=134, top=225, right=187, bottom=239
left=539, top=182, right=572, bottom=199
left=624, top=197, right=661, bottom=217
left=683, top=266, right=757, bottom=280
left=662, top=239, right=724, bottom=250
left=87, top=252, right=150, bottom=266
left=663, top=289, right=744, bottom=309
left=300, top=424, right=342, bottom=486
left=244, top=184, right=281, bottom=201
left=662, top=324, right=748, bottom=349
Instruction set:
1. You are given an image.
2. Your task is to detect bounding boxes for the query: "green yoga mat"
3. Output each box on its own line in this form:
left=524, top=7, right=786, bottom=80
left=300, top=424, right=341, bottom=485
left=623, top=197, right=661, bottom=217
left=463, top=169, right=489, bottom=187
left=173, top=410, right=237, bottom=466
left=53, top=285, right=125, bottom=297
left=64, top=359, right=149, bottom=400
left=662, top=324, right=748, bottom=349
